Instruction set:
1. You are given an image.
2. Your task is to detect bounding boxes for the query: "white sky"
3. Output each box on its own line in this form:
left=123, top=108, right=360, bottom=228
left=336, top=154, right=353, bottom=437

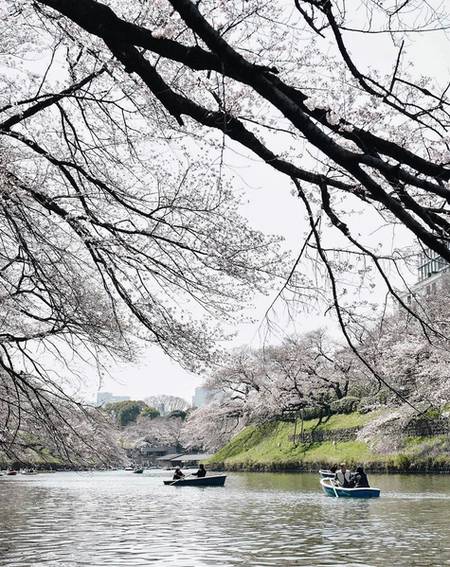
left=81, top=8, right=449, bottom=404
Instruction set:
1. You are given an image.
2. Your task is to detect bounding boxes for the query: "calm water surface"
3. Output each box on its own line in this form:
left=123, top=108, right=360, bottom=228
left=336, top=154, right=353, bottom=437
left=0, top=470, right=449, bottom=566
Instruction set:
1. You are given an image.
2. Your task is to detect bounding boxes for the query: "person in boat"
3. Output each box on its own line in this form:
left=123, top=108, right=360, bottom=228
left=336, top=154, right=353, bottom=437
left=192, top=464, right=206, bottom=478
left=351, top=465, right=370, bottom=488
left=334, top=462, right=352, bottom=487
left=172, top=467, right=185, bottom=481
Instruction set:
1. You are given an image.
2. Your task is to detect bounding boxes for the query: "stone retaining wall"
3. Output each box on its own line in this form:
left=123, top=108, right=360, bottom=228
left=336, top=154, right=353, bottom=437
left=289, top=426, right=360, bottom=445
left=287, top=418, right=450, bottom=446
left=403, top=418, right=449, bottom=437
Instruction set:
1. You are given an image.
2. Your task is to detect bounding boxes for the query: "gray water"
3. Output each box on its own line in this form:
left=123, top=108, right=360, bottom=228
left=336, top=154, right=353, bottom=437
left=0, top=470, right=449, bottom=566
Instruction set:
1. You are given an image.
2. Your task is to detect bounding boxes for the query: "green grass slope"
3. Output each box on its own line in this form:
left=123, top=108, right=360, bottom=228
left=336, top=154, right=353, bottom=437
left=208, top=412, right=450, bottom=473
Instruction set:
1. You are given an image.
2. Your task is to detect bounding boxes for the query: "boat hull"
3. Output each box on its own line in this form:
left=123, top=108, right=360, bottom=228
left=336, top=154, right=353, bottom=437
left=320, top=478, right=380, bottom=498
left=164, top=475, right=226, bottom=487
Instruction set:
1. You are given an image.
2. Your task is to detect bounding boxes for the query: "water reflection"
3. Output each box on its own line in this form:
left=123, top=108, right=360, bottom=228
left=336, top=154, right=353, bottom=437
left=0, top=471, right=449, bottom=566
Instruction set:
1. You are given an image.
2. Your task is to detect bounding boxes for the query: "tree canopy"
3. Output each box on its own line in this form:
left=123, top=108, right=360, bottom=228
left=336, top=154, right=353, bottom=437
left=104, top=400, right=148, bottom=426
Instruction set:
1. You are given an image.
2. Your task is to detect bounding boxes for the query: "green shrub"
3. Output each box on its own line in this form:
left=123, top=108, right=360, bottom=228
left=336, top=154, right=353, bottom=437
left=394, top=454, right=411, bottom=470
left=141, top=406, right=160, bottom=419
left=167, top=410, right=187, bottom=420
left=423, top=407, right=441, bottom=420
left=330, top=396, right=360, bottom=415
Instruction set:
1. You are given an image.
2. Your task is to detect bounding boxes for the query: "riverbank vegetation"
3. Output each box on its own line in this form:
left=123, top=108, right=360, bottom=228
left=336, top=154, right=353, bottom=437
left=183, top=286, right=450, bottom=472
left=0, top=383, right=124, bottom=469
left=0, top=394, right=192, bottom=469
left=207, top=411, right=450, bottom=473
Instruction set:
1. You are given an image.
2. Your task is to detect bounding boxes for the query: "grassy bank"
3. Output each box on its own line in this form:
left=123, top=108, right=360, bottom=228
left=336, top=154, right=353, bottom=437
left=207, top=412, right=450, bottom=473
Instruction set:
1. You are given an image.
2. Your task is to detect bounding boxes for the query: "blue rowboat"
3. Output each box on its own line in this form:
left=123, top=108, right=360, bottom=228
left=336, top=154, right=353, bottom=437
left=164, top=475, right=226, bottom=487
left=319, top=469, right=336, bottom=479
left=320, top=478, right=380, bottom=498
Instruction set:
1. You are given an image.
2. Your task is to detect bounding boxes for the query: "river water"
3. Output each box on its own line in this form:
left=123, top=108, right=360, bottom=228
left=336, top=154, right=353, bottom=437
left=0, top=470, right=449, bottom=566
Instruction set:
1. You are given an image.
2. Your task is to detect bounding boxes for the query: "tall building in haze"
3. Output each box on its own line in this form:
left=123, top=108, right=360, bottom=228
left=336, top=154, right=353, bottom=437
left=192, top=386, right=224, bottom=408
left=192, top=386, right=212, bottom=408
left=96, top=392, right=130, bottom=407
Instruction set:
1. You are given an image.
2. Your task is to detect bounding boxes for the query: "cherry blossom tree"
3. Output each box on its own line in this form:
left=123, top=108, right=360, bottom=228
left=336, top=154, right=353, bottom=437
left=144, top=394, right=190, bottom=416
left=181, top=400, right=244, bottom=451
left=190, top=330, right=358, bottom=448
left=225, top=332, right=354, bottom=411
left=0, top=371, right=123, bottom=466
left=15, top=0, right=448, bottom=396
left=0, top=1, right=287, bottom=461
left=120, top=414, right=185, bottom=451
left=361, top=277, right=450, bottom=408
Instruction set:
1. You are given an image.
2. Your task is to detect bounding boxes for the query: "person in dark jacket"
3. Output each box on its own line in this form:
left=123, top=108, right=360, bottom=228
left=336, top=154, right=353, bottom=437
left=172, top=467, right=185, bottom=480
left=352, top=466, right=370, bottom=488
left=192, top=464, right=206, bottom=478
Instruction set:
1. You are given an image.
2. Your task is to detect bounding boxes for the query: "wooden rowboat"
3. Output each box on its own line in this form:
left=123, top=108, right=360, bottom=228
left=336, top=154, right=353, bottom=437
left=320, top=478, right=380, bottom=498
left=164, top=475, right=226, bottom=487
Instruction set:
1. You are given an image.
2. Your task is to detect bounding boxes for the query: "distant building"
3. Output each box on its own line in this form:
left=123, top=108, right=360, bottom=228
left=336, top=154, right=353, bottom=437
left=155, top=453, right=184, bottom=468
left=155, top=452, right=212, bottom=468
left=96, top=391, right=130, bottom=407
left=178, top=453, right=212, bottom=466
left=415, top=247, right=450, bottom=292
left=192, top=386, right=211, bottom=408
left=406, top=246, right=450, bottom=302
left=192, top=386, right=225, bottom=408
left=125, top=445, right=181, bottom=467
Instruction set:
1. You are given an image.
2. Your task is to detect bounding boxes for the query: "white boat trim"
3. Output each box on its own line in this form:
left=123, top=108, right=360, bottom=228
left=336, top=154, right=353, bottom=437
left=320, top=477, right=380, bottom=493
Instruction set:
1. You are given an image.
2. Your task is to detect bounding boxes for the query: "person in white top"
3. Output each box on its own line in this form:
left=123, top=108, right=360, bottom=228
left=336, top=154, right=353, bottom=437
left=335, top=463, right=352, bottom=487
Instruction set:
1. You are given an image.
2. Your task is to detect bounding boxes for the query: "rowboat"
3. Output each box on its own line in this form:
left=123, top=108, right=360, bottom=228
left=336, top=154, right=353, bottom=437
left=319, top=469, right=336, bottom=478
left=6, top=470, right=18, bottom=476
left=133, top=468, right=144, bottom=474
left=164, top=475, right=226, bottom=487
left=320, top=478, right=380, bottom=498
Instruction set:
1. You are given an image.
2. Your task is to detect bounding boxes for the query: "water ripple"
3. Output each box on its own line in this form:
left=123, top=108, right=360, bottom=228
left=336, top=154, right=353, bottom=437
left=0, top=471, right=449, bottom=566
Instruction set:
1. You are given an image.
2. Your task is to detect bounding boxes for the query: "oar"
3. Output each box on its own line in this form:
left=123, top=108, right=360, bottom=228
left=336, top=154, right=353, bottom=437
left=330, top=479, right=340, bottom=498
left=169, top=474, right=194, bottom=486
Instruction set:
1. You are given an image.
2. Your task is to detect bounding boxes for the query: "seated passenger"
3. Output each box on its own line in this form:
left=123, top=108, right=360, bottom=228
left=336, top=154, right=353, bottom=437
left=172, top=466, right=185, bottom=480
left=192, top=464, right=206, bottom=478
left=352, top=466, right=370, bottom=488
left=335, top=462, right=352, bottom=487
